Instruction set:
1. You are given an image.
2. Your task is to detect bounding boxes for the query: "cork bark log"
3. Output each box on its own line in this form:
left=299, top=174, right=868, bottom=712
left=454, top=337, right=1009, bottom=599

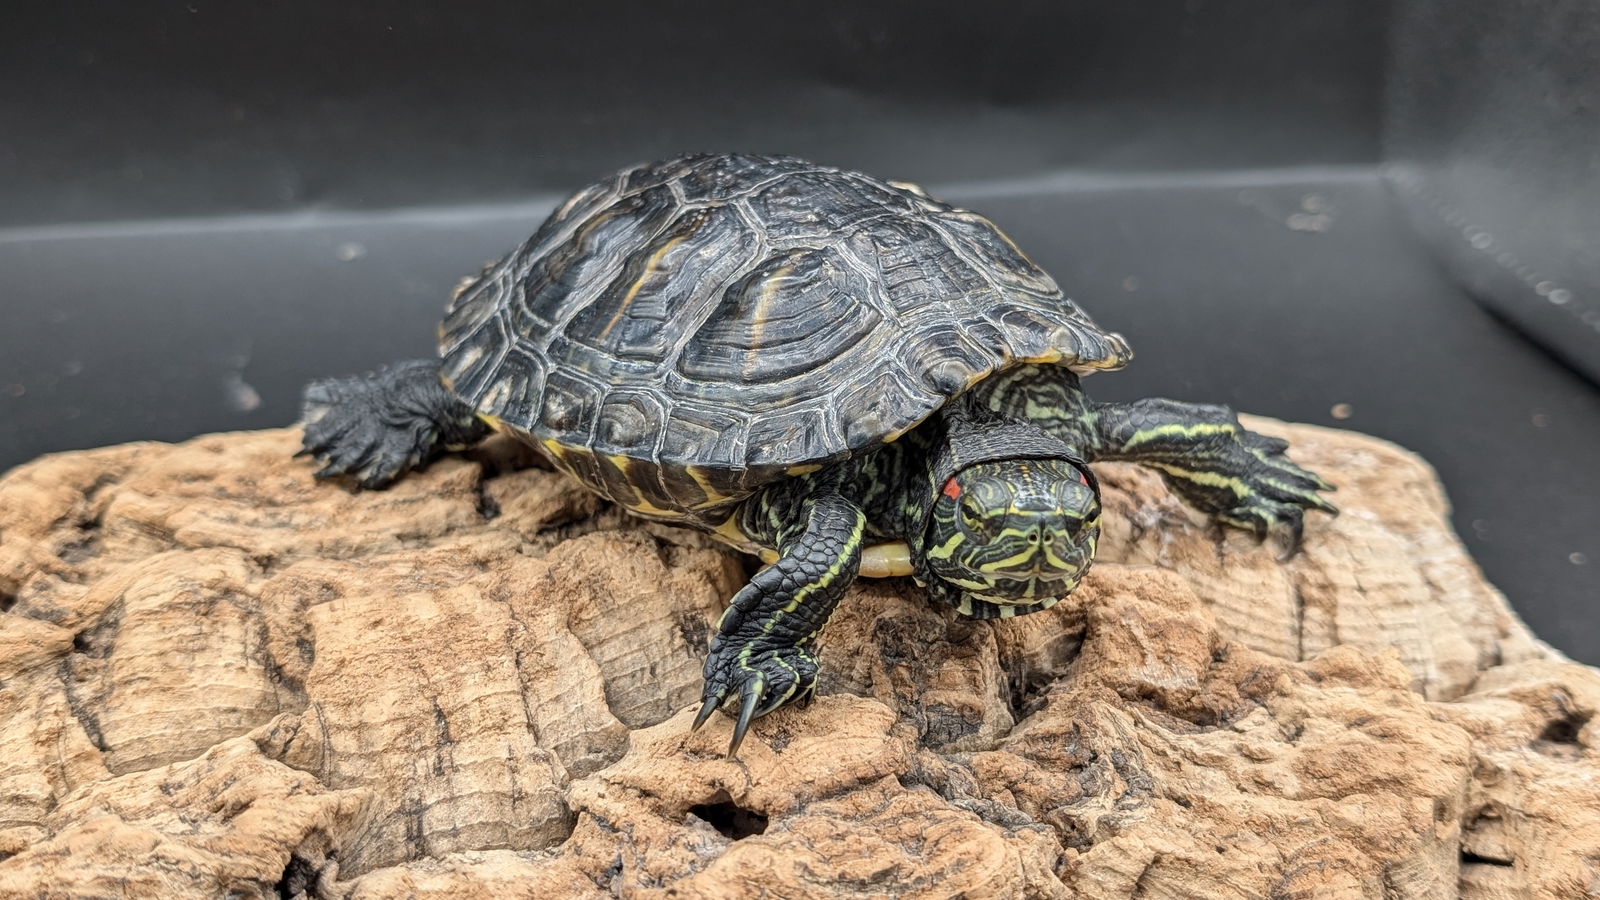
left=0, top=417, right=1595, bottom=898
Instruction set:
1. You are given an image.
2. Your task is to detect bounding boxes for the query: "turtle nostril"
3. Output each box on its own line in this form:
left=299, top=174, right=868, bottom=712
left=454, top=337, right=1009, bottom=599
left=1027, top=526, right=1043, bottom=545
left=1042, top=529, right=1055, bottom=544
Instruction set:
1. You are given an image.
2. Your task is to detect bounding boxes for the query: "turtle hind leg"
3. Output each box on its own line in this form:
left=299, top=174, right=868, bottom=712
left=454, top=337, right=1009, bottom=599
left=298, top=359, right=490, bottom=490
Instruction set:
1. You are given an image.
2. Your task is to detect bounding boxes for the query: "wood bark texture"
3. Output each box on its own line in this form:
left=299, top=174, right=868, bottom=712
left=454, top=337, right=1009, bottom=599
left=0, top=418, right=1594, bottom=899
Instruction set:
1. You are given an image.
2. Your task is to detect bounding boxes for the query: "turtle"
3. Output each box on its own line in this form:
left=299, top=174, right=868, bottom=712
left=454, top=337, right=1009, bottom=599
left=298, top=152, right=1335, bottom=757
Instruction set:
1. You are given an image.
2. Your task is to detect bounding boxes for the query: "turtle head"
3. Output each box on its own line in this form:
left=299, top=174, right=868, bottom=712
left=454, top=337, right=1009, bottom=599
left=922, top=458, right=1100, bottom=611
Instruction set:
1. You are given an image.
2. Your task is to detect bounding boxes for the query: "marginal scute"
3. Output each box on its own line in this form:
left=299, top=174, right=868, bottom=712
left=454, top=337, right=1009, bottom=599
left=595, top=391, right=665, bottom=453
left=537, top=368, right=605, bottom=437
left=902, top=324, right=1003, bottom=398
left=476, top=347, right=545, bottom=426
left=440, top=268, right=511, bottom=352
left=745, top=405, right=838, bottom=468
left=657, top=403, right=744, bottom=466
left=836, top=368, right=940, bottom=450
left=985, top=304, right=1099, bottom=370
left=539, top=176, right=621, bottom=240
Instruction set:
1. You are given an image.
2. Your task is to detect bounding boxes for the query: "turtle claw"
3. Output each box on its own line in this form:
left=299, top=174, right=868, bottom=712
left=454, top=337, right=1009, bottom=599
left=1171, top=425, right=1337, bottom=558
left=1218, top=491, right=1325, bottom=559
left=691, top=695, right=719, bottom=732
left=729, top=673, right=767, bottom=759
left=695, top=645, right=818, bottom=759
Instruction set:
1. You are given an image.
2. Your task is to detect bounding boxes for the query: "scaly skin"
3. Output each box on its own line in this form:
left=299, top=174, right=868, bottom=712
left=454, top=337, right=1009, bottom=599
left=693, top=482, right=866, bottom=757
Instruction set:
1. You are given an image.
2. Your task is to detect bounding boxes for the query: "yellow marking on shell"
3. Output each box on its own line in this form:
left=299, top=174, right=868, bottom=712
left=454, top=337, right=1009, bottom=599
left=603, top=453, right=679, bottom=517
left=553, top=188, right=591, bottom=219
left=537, top=438, right=583, bottom=476
left=444, top=344, right=486, bottom=382
left=712, top=516, right=748, bottom=543
left=622, top=498, right=677, bottom=516
left=711, top=516, right=772, bottom=559
left=888, top=179, right=931, bottom=198
left=478, top=413, right=504, bottom=432
left=745, top=261, right=795, bottom=378
left=598, top=229, right=694, bottom=340
left=882, top=421, right=919, bottom=444
left=1019, top=347, right=1066, bottom=364
left=786, top=463, right=824, bottom=476
left=686, top=466, right=732, bottom=507
left=859, top=542, right=913, bottom=578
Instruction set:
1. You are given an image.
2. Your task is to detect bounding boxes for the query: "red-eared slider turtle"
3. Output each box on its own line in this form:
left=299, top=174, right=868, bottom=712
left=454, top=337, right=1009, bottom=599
left=299, top=153, right=1335, bottom=756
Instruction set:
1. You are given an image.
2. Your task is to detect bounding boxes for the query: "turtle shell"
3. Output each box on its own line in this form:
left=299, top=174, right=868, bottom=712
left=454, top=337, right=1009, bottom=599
left=439, top=153, right=1130, bottom=521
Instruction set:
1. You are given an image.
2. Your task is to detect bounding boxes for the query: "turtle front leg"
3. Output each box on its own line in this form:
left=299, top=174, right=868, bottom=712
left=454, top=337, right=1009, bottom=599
left=298, top=359, right=491, bottom=489
left=692, top=489, right=865, bottom=758
left=1087, top=398, right=1337, bottom=552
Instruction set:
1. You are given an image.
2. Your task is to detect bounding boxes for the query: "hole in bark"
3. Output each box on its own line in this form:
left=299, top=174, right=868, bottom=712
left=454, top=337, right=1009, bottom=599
left=1006, top=672, right=1052, bottom=725
left=1459, top=849, right=1513, bottom=868
left=689, top=792, right=768, bottom=840
left=275, top=854, right=320, bottom=898
left=0, top=589, right=14, bottom=613
left=1538, top=709, right=1589, bottom=745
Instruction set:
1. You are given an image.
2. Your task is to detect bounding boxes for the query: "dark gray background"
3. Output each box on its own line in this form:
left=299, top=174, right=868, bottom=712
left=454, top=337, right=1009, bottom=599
left=2, top=1, right=1595, bottom=660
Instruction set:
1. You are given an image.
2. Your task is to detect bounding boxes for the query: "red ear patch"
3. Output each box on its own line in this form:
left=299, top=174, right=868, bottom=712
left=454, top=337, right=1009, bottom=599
left=1078, top=469, right=1090, bottom=486
left=941, top=478, right=962, bottom=499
